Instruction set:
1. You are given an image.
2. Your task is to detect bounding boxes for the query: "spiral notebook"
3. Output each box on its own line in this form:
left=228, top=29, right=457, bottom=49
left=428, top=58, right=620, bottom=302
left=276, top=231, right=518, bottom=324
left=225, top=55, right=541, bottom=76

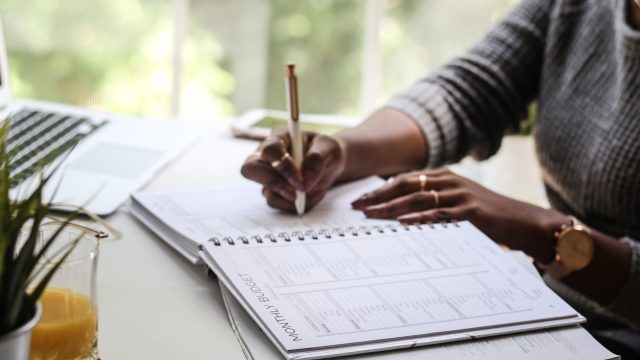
left=219, top=252, right=618, bottom=360
left=131, top=177, right=584, bottom=359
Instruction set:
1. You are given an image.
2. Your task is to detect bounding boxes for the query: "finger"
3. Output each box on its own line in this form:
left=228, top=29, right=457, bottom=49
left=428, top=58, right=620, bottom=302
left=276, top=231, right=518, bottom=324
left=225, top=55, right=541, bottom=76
left=422, top=167, right=453, bottom=177
left=351, top=175, right=455, bottom=209
left=303, top=132, right=314, bottom=153
left=272, top=153, right=305, bottom=190
left=362, top=190, right=462, bottom=219
left=260, top=128, right=290, bottom=158
left=262, top=187, right=326, bottom=213
left=302, top=151, right=326, bottom=192
left=241, top=159, right=296, bottom=200
left=261, top=183, right=297, bottom=203
left=305, top=188, right=327, bottom=211
left=397, top=207, right=464, bottom=224
left=262, top=187, right=296, bottom=212
left=260, top=132, right=304, bottom=190
left=302, top=135, right=340, bottom=191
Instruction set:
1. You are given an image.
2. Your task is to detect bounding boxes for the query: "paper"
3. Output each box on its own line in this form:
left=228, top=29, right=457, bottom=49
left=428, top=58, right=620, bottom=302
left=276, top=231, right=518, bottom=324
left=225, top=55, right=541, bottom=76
left=221, top=282, right=617, bottom=360
left=202, top=221, right=581, bottom=353
left=133, top=177, right=592, bottom=359
left=219, top=254, right=618, bottom=360
left=131, top=177, right=388, bottom=260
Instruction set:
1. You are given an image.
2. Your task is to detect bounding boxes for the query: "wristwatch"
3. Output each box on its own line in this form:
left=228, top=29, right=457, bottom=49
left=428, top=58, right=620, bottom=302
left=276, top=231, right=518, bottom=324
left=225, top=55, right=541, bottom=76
left=541, top=216, right=595, bottom=278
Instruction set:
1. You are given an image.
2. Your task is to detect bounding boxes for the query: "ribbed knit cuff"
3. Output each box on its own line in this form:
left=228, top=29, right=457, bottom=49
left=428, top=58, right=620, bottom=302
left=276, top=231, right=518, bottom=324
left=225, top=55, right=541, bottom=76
left=605, top=237, right=640, bottom=330
left=616, top=0, right=640, bottom=56
left=385, top=77, right=465, bottom=169
left=385, top=96, right=443, bottom=169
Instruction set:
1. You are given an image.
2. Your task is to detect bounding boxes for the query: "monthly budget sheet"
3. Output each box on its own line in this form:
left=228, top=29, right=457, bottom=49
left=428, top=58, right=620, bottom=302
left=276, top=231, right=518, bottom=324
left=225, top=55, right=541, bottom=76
left=201, top=221, right=581, bottom=352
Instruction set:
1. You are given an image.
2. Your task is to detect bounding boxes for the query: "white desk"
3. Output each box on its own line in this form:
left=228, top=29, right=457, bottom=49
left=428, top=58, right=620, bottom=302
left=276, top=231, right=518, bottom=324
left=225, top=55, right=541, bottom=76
left=97, top=119, right=546, bottom=360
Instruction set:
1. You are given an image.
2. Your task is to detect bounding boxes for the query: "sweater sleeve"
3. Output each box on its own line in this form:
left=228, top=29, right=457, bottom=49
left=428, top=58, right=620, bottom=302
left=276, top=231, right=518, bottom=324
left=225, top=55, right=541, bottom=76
left=386, top=0, right=555, bottom=168
left=605, top=238, right=640, bottom=329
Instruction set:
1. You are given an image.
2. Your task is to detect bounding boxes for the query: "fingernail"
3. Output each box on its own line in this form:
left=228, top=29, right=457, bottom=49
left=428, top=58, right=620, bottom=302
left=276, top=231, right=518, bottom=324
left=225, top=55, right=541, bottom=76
left=279, top=189, right=296, bottom=202
left=289, top=177, right=304, bottom=190
left=351, top=194, right=370, bottom=209
left=397, top=215, right=412, bottom=224
left=303, top=176, right=318, bottom=192
left=363, top=205, right=382, bottom=217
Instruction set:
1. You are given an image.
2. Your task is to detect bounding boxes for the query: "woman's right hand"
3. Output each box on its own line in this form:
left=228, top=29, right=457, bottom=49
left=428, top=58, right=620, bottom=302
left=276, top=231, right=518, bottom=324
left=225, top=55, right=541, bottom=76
left=240, top=128, right=346, bottom=212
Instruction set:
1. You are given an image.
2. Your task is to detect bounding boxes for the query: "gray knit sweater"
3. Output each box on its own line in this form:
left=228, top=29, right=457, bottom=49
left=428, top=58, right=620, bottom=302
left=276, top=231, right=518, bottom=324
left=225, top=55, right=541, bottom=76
left=387, top=0, right=640, bottom=331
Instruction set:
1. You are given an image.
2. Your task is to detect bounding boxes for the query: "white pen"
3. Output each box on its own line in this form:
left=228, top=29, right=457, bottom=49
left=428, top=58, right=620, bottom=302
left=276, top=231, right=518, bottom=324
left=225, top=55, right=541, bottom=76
left=285, top=64, right=306, bottom=215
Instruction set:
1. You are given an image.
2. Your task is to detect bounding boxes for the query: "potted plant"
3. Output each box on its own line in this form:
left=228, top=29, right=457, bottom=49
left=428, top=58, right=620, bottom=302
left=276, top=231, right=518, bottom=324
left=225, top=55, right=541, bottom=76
left=0, top=121, right=81, bottom=359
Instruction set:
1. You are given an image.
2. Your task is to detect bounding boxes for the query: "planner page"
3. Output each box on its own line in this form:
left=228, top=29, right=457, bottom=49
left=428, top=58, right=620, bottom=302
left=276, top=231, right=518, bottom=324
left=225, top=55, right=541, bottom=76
left=220, top=283, right=616, bottom=360
left=132, top=176, right=389, bottom=254
left=202, top=221, right=580, bottom=352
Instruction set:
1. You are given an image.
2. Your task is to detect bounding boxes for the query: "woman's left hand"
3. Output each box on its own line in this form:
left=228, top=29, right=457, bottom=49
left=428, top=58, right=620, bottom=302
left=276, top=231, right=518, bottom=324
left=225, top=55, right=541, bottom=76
left=351, top=168, right=567, bottom=263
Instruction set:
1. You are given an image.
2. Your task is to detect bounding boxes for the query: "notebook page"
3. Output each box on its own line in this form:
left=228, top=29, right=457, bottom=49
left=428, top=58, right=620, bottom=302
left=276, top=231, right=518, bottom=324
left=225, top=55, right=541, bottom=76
left=132, top=176, right=388, bottom=250
left=202, top=221, right=580, bottom=352
left=219, top=283, right=616, bottom=360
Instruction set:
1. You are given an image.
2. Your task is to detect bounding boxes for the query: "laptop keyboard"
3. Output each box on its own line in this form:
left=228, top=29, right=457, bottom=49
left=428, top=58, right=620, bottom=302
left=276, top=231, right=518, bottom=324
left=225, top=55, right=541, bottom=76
left=4, top=108, right=108, bottom=187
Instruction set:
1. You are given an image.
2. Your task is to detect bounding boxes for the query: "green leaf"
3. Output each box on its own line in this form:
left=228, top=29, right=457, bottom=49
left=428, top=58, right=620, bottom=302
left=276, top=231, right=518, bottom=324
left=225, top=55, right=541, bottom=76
left=29, top=232, right=83, bottom=302
left=0, top=115, right=90, bottom=334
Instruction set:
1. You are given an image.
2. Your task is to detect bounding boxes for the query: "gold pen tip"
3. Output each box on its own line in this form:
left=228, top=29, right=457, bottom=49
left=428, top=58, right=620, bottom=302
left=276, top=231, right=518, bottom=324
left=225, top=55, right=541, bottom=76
left=286, top=64, right=296, bottom=77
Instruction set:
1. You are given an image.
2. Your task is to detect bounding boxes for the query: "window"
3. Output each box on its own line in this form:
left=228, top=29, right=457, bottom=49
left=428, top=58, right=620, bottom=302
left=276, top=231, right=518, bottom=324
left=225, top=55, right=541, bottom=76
left=1, top=0, right=519, bottom=119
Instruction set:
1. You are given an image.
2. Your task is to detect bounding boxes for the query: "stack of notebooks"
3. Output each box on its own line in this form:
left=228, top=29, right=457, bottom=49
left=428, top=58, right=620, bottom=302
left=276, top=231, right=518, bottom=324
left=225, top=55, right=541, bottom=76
left=131, top=177, right=618, bottom=360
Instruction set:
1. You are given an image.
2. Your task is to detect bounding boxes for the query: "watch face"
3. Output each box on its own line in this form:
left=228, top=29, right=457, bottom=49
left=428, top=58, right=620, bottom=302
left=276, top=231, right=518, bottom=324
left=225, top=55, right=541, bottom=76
left=557, top=228, right=595, bottom=271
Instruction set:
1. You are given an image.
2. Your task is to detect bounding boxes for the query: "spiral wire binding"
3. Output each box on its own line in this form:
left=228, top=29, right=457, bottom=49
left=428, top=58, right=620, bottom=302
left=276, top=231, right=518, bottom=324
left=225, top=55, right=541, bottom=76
left=206, top=220, right=460, bottom=247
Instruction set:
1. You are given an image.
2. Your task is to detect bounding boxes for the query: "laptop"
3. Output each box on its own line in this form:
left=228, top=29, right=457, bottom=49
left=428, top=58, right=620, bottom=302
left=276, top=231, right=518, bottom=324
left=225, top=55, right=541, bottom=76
left=0, top=19, right=199, bottom=215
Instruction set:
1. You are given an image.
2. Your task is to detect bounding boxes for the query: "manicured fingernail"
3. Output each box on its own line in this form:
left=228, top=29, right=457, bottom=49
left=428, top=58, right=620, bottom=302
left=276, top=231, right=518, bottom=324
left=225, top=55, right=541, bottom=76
left=279, top=189, right=296, bottom=202
left=289, top=177, right=304, bottom=190
left=303, top=175, right=318, bottom=192
left=302, top=162, right=322, bottom=190
left=397, top=215, right=412, bottom=223
left=363, top=205, right=383, bottom=217
left=351, top=194, right=370, bottom=209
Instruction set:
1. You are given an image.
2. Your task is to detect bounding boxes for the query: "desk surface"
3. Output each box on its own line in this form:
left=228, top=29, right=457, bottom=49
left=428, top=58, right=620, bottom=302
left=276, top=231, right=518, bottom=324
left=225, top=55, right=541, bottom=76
left=97, top=119, right=545, bottom=360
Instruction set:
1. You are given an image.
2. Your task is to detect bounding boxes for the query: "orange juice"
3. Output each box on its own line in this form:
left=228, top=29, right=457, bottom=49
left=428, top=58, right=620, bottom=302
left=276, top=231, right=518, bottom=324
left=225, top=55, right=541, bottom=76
left=30, top=288, right=97, bottom=360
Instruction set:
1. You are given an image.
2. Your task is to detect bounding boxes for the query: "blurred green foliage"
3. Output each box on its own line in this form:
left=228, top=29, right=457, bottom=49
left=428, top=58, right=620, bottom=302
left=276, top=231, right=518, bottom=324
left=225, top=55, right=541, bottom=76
left=264, top=0, right=364, bottom=115
left=0, top=0, right=525, bottom=126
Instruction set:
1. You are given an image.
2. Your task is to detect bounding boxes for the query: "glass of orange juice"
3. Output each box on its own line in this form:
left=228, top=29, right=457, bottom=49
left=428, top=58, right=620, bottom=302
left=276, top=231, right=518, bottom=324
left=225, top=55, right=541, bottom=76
left=28, top=222, right=105, bottom=360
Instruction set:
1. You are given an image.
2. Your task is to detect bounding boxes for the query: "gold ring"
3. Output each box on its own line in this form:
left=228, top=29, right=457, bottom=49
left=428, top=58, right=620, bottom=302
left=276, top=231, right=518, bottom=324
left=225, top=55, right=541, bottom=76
left=418, top=174, right=428, bottom=192
left=271, top=153, right=292, bottom=168
left=430, top=189, right=439, bottom=208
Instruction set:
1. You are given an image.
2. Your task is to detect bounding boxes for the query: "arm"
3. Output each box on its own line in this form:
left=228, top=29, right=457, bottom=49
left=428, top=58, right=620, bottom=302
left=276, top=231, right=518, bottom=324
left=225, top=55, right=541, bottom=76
left=353, top=168, right=638, bottom=328
left=561, top=227, right=632, bottom=305
left=546, top=227, right=640, bottom=330
left=240, top=110, right=426, bottom=212
left=241, top=0, right=556, bottom=211
left=387, top=0, right=555, bottom=168
left=339, top=0, right=556, bottom=179
left=334, top=108, right=427, bottom=182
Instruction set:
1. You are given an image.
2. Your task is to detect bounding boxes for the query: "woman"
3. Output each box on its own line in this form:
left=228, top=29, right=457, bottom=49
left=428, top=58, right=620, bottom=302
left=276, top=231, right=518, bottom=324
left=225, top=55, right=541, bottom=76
left=241, top=0, right=640, bottom=355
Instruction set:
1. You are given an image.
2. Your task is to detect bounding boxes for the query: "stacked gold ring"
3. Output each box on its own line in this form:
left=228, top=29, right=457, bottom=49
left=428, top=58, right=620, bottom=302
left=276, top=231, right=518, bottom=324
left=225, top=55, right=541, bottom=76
left=271, top=153, right=292, bottom=168
left=430, top=189, right=440, bottom=208
left=418, top=174, right=428, bottom=192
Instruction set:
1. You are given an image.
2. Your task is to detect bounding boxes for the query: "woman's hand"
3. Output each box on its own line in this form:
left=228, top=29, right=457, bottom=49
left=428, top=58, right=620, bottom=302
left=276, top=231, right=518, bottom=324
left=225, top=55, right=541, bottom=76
left=240, top=128, right=346, bottom=212
left=351, top=168, right=568, bottom=263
